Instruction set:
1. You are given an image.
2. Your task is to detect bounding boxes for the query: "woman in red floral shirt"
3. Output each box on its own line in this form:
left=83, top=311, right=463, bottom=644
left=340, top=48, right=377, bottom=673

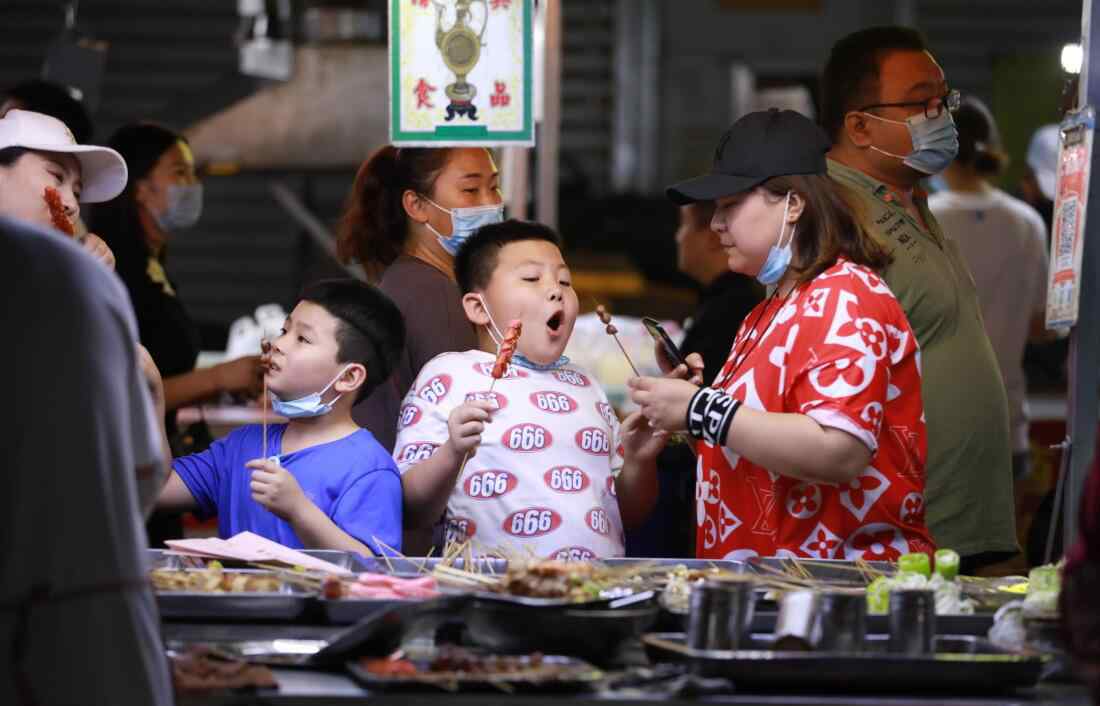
left=629, top=109, right=935, bottom=561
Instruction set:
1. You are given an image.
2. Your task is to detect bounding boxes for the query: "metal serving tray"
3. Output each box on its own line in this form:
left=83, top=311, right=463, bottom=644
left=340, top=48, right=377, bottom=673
left=356, top=556, right=510, bottom=576
left=320, top=597, right=426, bottom=625
left=599, top=558, right=749, bottom=574
left=642, top=632, right=1046, bottom=692
left=345, top=653, right=604, bottom=692
left=148, top=548, right=371, bottom=573
left=656, top=608, right=996, bottom=637
left=745, top=556, right=895, bottom=584
left=155, top=569, right=315, bottom=621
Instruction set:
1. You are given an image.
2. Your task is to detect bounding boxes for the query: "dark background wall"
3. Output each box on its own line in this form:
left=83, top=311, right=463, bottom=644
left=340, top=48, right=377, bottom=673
left=0, top=0, right=1084, bottom=341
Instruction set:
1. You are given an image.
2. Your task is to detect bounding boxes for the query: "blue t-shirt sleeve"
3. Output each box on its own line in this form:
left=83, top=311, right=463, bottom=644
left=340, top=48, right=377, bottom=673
left=171, top=428, right=245, bottom=519
left=331, top=464, right=404, bottom=557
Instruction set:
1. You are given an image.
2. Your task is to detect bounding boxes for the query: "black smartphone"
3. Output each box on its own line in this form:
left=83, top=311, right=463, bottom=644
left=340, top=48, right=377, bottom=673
left=642, top=316, right=687, bottom=368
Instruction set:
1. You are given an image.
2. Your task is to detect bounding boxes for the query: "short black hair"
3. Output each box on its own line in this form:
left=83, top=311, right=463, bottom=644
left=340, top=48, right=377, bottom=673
left=0, top=146, right=29, bottom=167
left=454, top=219, right=563, bottom=294
left=820, top=26, right=929, bottom=140
left=954, top=97, right=1007, bottom=176
left=4, top=79, right=94, bottom=143
left=299, top=279, right=406, bottom=403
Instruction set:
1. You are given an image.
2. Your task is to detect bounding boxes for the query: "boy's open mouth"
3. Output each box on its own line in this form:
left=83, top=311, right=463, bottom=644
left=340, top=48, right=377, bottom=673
left=547, top=311, right=563, bottom=332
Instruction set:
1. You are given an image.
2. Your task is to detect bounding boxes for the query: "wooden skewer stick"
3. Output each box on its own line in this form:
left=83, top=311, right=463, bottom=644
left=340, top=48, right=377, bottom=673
left=260, top=339, right=271, bottom=461
left=593, top=303, right=641, bottom=376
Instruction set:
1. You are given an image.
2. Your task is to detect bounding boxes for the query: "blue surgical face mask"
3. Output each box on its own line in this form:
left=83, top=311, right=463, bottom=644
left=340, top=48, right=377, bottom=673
left=926, top=174, right=949, bottom=194
left=155, top=182, right=204, bottom=231
left=475, top=294, right=568, bottom=371
left=270, top=365, right=353, bottom=419
left=756, top=191, right=795, bottom=286
left=863, top=109, right=960, bottom=175
left=424, top=198, right=504, bottom=256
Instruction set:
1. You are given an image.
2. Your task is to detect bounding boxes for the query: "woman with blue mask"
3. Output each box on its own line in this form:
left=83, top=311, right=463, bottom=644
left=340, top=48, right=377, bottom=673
left=90, top=123, right=264, bottom=546
left=628, top=110, right=936, bottom=563
left=336, top=146, right=502, bottom=552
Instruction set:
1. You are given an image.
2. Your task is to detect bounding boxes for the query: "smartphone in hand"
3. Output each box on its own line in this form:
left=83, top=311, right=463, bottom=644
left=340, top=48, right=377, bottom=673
left=641, top=317, right=687, bottom=369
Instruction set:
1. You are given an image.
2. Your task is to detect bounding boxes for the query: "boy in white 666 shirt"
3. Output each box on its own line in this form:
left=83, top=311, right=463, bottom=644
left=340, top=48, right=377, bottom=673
left=395, top=219, right=676, bottom=558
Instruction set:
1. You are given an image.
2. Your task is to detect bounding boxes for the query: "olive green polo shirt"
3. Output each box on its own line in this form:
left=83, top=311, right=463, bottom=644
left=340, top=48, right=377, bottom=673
left=828, top=159, right=1017, bottom=559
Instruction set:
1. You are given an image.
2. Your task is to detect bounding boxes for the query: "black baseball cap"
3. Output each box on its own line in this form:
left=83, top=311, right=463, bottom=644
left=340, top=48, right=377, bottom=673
left=667, top=108, right=832, bottom=205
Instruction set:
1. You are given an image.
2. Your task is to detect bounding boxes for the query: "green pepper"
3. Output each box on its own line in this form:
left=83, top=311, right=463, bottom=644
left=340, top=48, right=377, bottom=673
left=934, top=549, right=960, bottom=581
left=1028, top=565, right=1060, bottom=594
left=898, top=552, right=931, bottom=578
left=866, top=576, right=891, bottom=614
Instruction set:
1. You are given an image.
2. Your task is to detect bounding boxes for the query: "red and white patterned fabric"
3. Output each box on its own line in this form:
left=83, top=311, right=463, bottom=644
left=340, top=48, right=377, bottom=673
left=696, top=259, right=935, bottom=562
left=394, top=350, right=625, bottom=559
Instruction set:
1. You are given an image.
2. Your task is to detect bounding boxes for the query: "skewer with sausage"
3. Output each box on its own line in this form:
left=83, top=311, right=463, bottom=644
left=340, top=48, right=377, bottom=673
left=491, top=319, right=522, bottom=379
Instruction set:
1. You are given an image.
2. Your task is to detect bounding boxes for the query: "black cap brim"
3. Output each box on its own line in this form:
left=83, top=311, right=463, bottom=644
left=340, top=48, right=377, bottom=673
left=666, top=172, right=768, bottom=206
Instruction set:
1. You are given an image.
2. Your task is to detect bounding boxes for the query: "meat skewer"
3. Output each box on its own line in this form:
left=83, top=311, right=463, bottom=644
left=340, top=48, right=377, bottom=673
left=44, top=186, right=75, bottom=237
left=595, top=302, right=695, bottom=456
left=594, top=303, right=640, bottom=377
left=459, top=319, right=521, bottom=474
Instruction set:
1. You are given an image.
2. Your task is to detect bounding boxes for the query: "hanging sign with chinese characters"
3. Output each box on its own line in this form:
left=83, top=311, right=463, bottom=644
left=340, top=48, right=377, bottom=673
left=1046, top=106, right=1095, bottom=329
left=389, top=0, right=534, bottom=146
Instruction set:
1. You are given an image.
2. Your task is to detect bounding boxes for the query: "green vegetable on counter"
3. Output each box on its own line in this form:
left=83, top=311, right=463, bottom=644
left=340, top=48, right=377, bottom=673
left=866, top=575, right=892, bottom=614
left=934, top=549, right=960, bottom=581
left=1028, top=565, right=1060, bottom=594
left=898, top=552, right=931, bottom=578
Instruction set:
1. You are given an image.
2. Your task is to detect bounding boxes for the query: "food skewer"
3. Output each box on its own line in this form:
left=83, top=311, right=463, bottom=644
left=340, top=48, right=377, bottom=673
left=260, top=339, right=272, bottom=461
left=44, top=186, right=75, bottom=237
left=457, top=319, right=522, bottom=474
left=594, top=303, right=640, bottom=377
left=594, top=301, right=699, bottom=456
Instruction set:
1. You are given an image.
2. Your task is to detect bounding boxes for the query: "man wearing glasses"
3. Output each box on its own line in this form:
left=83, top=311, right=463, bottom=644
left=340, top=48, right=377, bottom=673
left=822, top=27, right=1016, bottom=574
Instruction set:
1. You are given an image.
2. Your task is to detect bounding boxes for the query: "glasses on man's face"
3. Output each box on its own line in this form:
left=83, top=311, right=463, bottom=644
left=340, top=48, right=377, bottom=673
left=858, top=88, right=962, bottom=120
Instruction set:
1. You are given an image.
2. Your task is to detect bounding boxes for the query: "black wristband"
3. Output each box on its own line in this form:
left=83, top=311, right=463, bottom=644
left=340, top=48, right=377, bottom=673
left=686, top=387, right=741, bottom=446
left=686, top=387, right=739, bottom=442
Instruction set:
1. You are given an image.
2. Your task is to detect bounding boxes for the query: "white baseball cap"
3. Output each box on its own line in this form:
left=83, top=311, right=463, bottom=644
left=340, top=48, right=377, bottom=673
left=1026, top=124, right=1060, bottom=202
left=0, top=109, right=128, bottom=203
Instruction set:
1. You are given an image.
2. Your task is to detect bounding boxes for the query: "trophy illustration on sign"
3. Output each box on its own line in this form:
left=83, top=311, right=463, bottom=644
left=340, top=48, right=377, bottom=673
left=433, top=0, right=489, bottom=121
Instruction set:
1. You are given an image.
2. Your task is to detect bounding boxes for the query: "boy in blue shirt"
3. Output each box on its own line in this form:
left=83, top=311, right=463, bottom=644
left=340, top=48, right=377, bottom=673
left=157, top=280, right=406, bottom=556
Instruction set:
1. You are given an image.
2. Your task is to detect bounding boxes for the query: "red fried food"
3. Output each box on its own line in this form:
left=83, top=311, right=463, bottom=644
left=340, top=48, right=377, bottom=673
left=491, top=319, right=522, bottom=379
left=44, top=187, right=75, bottom=236
left=322, top=575, right=344, bottom=600
left=360, top=656, right=418, bottom=676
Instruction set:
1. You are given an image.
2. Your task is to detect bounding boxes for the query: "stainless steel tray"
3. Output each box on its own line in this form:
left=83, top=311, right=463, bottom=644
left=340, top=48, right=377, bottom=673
left=599, top=558, right=748, bottom=571
left=658, top=609, right=996, bottom=637
left=642, top=632, right=1046, bottom=692
left=320, top=597, right=424, bottom=625
left=148, top=548, right=371, bottom=573
left=355, top=556, right=509, bottom=576
left=155, top=570, right=315, bottom=621
left=745, top=556, right=894, bottom=585
left=346, top=653, right=603, bottom=692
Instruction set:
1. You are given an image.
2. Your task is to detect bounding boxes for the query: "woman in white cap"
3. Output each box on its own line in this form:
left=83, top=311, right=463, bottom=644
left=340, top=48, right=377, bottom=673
left=0, top=109, right=126, bottom=267
left=628, top=109, right=935, bottom=563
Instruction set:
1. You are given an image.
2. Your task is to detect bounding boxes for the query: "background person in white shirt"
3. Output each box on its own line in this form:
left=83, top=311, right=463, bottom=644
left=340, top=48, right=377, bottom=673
left=928, top=97, right=1050, bottom=481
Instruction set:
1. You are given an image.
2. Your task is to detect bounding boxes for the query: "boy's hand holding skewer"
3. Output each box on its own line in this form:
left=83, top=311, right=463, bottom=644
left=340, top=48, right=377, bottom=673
left=247, top=457, right=308, bottom=521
